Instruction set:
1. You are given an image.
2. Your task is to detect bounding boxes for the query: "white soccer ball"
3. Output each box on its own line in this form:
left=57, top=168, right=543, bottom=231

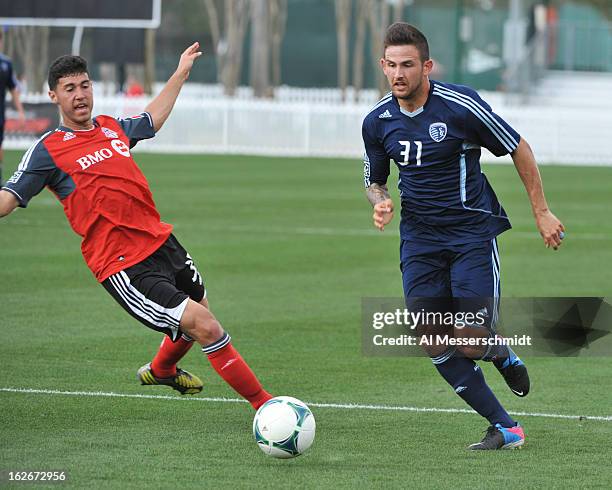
left=253, top=396, right=316, bottom=458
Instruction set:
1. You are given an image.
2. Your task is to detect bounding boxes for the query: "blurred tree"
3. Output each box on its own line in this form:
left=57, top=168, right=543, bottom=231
left=250, top=0, right=288, bottom=97
left=204, top=0, right=250, bottom=96
left=6, top=26, right=50, bottom=93
left=335, top=0, right=406, bottom=101
left=250, top=0, right=271, bottom=97
left=335, top=0, right=351, bottom=101
left=392, top=0, right=405, bottom=21
left=144, top=29, right=156, bottom=94
left=368, top=0, right=391, bottom=96
left=269, top=0, right=288, bottom=88
left=352, top=0, right=369, bottom=101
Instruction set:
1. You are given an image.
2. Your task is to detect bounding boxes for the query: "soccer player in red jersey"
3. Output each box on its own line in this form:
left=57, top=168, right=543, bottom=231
left=0, top=43, right=273, bottom=410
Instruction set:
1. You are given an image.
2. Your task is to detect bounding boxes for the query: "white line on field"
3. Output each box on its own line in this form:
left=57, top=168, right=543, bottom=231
left=2, top=387, right=611, bottom=422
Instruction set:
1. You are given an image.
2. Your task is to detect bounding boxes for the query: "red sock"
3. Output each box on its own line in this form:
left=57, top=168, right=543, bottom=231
left=207, top=340, right=272, bottom=410
left=151, top=335, right=194, bottom=378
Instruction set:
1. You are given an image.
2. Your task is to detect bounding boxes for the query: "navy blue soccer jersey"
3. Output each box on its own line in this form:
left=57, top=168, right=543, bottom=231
left=0, top=54, right=18, bottom=122
left=362, top=80, right=520, bottom=245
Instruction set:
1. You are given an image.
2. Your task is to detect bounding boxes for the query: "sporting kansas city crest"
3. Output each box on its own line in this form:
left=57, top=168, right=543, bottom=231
left=429, top=122, right=447, bottom=142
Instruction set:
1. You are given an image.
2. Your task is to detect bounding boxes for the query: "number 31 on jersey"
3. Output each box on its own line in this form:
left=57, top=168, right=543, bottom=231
left=399, top=140, right=422, bottom=166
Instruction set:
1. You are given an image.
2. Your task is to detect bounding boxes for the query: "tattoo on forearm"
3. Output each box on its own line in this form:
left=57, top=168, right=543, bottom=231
left=366, top=183, right=390, bottom=207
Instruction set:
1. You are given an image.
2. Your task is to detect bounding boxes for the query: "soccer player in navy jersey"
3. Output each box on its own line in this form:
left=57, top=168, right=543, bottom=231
left=0, top=31, right=26, bottom=186
left=363, top=23, right=565, bottom=449
left=0, top=43, right=273, bottom=410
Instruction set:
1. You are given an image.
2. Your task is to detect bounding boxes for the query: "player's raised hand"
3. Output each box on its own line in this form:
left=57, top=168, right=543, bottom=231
left=176, top=42, right=203, bottom=80
left=535, top=209, right=565, bottom=250
left=373, top=199, right=394, bottom=231
left=145, top=42, right=203, bottom=132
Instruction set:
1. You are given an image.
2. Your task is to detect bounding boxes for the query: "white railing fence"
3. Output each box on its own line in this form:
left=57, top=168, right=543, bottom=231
left=6, top=89, right=612, bottom=165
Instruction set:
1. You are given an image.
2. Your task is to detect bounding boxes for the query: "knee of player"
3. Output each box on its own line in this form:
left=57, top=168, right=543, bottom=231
left=194, top=311, right=222, bottom=339
left=415, top=323, right=450, bottom=358
left=181, top=302, right=223, bottom=344
left=453, top=324, right=490, bottom=359
left=420, top=343, right=447, bottom=358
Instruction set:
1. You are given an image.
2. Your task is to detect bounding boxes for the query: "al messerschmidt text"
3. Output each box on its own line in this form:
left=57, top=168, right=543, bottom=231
left=372, top=334, right=532, bottom=347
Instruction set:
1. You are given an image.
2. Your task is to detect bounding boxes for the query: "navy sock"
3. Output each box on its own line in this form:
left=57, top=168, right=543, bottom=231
left=479, top=333, right=511, bottom=368
left=433, top=350, right=515, bottom=427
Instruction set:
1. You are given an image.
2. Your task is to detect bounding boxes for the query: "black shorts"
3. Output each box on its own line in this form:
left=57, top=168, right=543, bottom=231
left=102, top=234, right=206, bottom=341
left=0, top=121, right=4, bottom=146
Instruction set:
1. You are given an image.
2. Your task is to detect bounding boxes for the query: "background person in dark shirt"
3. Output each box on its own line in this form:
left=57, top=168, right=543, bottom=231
left=0, top=30, right=26, bottom=186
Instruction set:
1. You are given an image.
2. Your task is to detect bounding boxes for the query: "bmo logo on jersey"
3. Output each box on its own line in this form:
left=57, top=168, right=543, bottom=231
left=76, top=139, right=131, bottom=170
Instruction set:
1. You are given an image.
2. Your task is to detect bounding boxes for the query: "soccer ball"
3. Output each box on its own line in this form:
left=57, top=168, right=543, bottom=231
left=253, top=396, right=316, bottom=458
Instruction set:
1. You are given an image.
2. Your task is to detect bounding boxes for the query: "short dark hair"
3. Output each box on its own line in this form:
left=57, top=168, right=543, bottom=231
left=383, top=22, right=430, bottom=62
left=48, top=55, right=89, bottom=90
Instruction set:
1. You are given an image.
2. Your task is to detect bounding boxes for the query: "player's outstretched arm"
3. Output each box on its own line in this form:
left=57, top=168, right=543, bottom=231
left=0, top=190, right=19, bottom=218
left=366, top=183, right=394, bottom=232
left=511, top=137, right=565, bottom=250
left=145, top=42, right=202, bottom=132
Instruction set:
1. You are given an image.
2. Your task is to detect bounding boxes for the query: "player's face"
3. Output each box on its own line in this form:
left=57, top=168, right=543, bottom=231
left=48, top=73, right=94, bottom=130
left=381, top=45, right=432, bottom=101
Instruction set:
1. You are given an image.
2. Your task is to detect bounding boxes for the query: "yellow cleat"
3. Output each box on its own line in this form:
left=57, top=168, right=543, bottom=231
left=137, top=362, right=203, bottom=395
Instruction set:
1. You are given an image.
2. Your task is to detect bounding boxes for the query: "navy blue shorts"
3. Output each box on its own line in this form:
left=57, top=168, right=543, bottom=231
left=400, top=238, right=500, bottom=329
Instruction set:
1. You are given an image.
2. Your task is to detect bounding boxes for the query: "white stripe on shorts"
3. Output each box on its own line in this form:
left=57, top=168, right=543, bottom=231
left=108, top=270, right=188, bottom=338
left=491, top=238, right=500, bottom=327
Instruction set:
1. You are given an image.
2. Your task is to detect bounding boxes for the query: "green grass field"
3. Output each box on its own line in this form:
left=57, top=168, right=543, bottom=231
left=1, top=150, right=611, bottom=488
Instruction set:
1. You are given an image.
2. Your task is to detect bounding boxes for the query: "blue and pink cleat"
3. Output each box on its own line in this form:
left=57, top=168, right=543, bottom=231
left=468, top=423, right=525, bottom=450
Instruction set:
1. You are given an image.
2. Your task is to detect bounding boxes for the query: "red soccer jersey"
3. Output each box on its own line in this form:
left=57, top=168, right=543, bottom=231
left=2, top=113, right=172, bottom=282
